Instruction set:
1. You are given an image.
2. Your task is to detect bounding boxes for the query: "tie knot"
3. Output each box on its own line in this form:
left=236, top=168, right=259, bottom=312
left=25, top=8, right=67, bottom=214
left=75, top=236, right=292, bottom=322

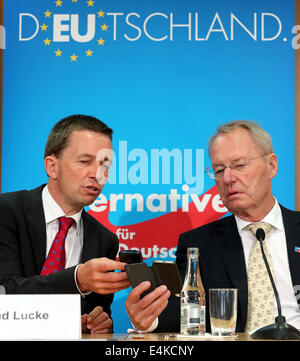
left=58, top=217, right=75, bottom=231
left=245, top=222, right=272, bottom=238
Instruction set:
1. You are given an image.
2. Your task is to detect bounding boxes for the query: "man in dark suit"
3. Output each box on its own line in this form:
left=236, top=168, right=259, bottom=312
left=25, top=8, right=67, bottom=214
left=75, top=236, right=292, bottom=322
left=126, top=120, right=300, bottom=333
left=0, top=115, right=130, bottom=334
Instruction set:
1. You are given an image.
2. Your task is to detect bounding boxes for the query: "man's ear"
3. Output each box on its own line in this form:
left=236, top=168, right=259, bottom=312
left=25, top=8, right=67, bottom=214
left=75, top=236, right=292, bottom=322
left=267, top=153, right=278, bottom=180
left=44, top=155, right=58, bottom=180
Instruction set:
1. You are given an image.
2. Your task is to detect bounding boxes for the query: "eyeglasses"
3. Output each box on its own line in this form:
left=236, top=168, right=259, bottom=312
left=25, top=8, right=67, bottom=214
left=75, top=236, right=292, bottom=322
left=206, top=154, right=269, bottom=180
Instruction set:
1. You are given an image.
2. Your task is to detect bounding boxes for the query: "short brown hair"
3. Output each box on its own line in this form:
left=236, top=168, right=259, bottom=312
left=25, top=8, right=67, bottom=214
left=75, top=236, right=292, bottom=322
left=44, top=114, right=113, bottom=158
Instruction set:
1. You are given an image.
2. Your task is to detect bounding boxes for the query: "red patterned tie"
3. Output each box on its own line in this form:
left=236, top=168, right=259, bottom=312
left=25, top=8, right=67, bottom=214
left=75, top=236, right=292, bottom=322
left=40, top=217, right=75, bottom=275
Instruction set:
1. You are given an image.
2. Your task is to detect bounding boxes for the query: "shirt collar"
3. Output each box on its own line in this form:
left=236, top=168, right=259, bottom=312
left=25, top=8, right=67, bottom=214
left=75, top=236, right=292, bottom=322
left=42, top=185, right=83, bottom=227
left=235, top=198, right=284, bottom=234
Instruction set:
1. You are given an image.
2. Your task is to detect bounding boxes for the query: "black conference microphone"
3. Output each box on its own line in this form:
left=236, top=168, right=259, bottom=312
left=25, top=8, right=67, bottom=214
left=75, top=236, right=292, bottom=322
left=251, top=228, right=300, bottom=339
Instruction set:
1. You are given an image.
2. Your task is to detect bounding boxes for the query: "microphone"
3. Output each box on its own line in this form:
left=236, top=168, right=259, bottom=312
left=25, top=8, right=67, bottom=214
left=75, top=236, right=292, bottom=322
left=251, top=228, right=300, bottom=339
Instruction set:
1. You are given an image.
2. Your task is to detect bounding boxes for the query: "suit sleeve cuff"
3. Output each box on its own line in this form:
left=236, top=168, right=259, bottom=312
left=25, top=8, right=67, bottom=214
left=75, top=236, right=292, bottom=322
left=127, top=317, right=158, bottom=333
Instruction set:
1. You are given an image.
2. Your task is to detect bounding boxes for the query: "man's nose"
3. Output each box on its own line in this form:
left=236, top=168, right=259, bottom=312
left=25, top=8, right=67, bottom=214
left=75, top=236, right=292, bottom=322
left=96, top=165, right=110, bottom=186
left=223, top=166, right=236, bottom=184
left=88, top=162, right=98, bottom=178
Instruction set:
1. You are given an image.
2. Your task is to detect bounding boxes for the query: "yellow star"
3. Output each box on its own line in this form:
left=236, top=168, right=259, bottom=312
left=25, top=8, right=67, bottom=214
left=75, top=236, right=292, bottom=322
left=55, top=0, right=63, bottom=6
left=70, top=54, right=78, bottom=62
left=98, top=10, right=105, bottom=18
left=55, top=49, right=63, bottom=57
left=97, top=38, right=105, bottom=45
left=101, top=24, right=108, bottom=31
left=72, top=0, right=78, bottom=2
left=44, top=10, right=52, bottom=18
left=40, top=24, right=48, bottom=31
left=43, top=38, right=51, bottom=46
left=87, top=0, right=94, bottom=6
left=85, top=49, right=93, bottom=57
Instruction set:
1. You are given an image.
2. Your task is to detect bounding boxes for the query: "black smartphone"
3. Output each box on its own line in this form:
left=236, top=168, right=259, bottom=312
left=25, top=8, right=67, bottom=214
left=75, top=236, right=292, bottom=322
left=124, top=261, right=182, bottom=297
left=119, top=250, right=143, bottom=264
left=125, top=263, right=159, bottom=297
left=152, top=261, right=182, bottom=296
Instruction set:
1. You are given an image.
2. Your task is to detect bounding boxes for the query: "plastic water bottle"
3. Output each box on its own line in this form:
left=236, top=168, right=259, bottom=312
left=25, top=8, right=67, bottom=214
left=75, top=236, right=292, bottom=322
left=180, top=247, right=205, bottom=335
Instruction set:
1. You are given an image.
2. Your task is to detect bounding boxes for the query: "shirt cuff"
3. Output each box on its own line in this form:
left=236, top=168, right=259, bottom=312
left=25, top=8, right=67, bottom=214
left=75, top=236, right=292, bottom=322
left=127, top=317, right=158, bottom=333
left=74, top=264, right=91, bottom=297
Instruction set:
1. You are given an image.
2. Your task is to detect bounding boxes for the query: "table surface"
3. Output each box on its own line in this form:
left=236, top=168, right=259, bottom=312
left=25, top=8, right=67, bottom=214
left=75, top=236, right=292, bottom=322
left=81, top=332, right=267, bottom=341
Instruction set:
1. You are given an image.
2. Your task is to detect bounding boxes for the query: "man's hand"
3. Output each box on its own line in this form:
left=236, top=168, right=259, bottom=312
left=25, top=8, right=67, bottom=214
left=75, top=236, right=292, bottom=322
left=81, top=306, right=112, bottom=334
left=125, top=281, right=171, bottom=331
left=76, top=257, right=130, bottom=294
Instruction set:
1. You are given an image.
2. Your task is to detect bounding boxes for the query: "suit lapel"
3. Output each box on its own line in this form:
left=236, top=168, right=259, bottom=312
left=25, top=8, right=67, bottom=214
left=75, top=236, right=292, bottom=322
left=212, top=216, right=247, bottom=289
left=23, top=185, right=47, bottom=273
left=212, top=215, right=248, bottom=328
left=81, top=211, right=99, bottom=263
left=281, top=206, right=300, bottom=302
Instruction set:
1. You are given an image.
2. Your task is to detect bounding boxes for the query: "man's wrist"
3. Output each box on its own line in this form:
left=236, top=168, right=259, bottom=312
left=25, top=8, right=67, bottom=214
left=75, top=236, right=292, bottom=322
left=74, top=264, right=91, bottom=296
left=127, top=318, right=158, bottom=333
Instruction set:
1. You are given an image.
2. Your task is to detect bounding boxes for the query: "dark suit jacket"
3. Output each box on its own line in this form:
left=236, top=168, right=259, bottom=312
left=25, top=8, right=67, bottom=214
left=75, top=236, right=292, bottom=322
left=0, top=185, right=119, bottom=317
left=157, top=205, right=300, bottom=332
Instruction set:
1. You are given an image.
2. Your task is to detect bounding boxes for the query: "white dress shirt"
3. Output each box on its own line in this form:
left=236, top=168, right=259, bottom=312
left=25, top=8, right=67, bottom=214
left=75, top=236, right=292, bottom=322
left=235, top=199, right=300, bottom=330
left=42, top=185, right=86, bottom=294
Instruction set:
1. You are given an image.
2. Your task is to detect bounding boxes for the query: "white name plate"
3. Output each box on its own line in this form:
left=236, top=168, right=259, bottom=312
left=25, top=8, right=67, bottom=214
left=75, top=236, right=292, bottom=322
left=0, top=294, right=81, bottom=340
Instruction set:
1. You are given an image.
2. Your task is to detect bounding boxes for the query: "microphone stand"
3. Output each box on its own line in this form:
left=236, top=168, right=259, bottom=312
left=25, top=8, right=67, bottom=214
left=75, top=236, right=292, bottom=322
left=251, top=228, right=300, bottom=339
